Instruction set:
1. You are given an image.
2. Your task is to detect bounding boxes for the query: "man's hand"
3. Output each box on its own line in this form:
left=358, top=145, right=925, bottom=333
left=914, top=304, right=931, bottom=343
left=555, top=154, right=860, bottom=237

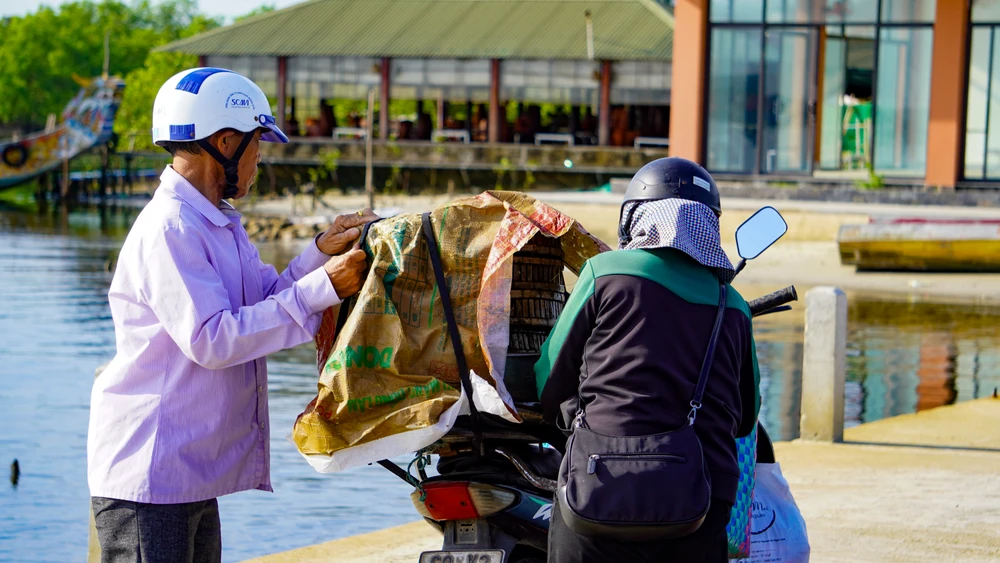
left=324, top=249, right=368, bottom=299
left=317, top=209, right=380, bottom=256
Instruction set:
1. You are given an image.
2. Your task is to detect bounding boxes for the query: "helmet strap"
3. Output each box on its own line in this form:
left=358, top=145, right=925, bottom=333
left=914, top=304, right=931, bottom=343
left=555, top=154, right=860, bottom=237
left=618, top=203, right=640, bottom=245
left=196, top=132, right=255, bottom=199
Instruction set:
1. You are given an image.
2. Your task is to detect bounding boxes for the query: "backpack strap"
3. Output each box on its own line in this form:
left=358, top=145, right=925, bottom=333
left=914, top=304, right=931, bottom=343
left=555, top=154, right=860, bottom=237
left=333, top=218, right=384, bottom=335
left=421, top=212, right=483, bottom=455
left=688, top=283, right=728, bottom=426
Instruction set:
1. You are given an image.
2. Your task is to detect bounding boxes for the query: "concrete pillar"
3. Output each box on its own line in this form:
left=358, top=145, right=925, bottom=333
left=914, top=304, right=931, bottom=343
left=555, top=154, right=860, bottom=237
left=277, top=56, right=288, bottom=132
left=668, top=0, right=708, bottom=162
left=925, top=0, right=970, bottom=189
left=489, top=59, right=502, bottom=143
left=598, top=60, right=612, bottom=146
left=800, top=287, right=847, bottom=443
left=379, top=57, right=391, bottom=140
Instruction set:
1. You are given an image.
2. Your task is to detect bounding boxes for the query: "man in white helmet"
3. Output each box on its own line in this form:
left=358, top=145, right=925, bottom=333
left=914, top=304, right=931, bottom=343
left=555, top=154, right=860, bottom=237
left=87, top=68, right=377, bottom=562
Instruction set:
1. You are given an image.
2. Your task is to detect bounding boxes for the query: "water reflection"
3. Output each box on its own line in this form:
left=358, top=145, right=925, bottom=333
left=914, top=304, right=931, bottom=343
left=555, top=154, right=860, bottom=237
left=751, top=297, right=1000, bottom=441
left=2, top=204, right=999, bottom=561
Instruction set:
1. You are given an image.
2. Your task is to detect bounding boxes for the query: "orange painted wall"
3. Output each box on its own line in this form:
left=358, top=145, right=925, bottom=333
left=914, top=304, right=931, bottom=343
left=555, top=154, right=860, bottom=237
left=669, top=0, right=708, bottom=164
left=925, top=0, right=971, bottom=188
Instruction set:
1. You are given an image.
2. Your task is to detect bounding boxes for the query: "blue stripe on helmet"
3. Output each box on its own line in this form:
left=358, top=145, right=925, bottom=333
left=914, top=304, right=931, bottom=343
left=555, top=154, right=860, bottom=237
left=169, top=124, right=196, bottom=140
left=175, top=68, right=233, bottom=94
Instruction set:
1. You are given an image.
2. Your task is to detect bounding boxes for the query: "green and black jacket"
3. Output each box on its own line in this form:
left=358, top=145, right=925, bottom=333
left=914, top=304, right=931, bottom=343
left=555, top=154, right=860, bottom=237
left=534, top=247, right=761, bottom=505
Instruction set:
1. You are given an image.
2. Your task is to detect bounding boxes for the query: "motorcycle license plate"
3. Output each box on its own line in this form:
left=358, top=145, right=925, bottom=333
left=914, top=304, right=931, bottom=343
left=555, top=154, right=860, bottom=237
left=418, top=550, right=504, bottom=563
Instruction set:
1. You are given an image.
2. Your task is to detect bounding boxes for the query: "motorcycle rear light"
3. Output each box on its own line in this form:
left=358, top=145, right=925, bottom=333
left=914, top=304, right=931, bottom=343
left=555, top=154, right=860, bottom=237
left=411, top=482, right=516, bottom=521
left=467, top=483, right=517, bottom=516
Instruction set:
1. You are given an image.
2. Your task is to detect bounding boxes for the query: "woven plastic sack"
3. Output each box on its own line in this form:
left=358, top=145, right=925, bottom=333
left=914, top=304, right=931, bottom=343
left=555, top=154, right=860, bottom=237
left=293, top=191, right=608, bottom=472
left=727, top=424, right=757, bottom=558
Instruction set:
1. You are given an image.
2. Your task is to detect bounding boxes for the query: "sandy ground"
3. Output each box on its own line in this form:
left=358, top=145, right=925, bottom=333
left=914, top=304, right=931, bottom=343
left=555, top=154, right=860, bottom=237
left=245, top=398, right=1000, bottom=563
left=240, top=191, right=1000, bottom=304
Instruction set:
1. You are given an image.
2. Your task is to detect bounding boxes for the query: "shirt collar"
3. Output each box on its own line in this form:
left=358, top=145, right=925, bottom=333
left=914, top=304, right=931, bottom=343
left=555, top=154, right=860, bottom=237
left=158, top=166, right=238, bottom=228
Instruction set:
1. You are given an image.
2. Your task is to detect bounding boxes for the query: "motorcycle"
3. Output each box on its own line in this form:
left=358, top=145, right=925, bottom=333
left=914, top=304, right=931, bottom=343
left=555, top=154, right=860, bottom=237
left=378, top=206, right=795, bottom=563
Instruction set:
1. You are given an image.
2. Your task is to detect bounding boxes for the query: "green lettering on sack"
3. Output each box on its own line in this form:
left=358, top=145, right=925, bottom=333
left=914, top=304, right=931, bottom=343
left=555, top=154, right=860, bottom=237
left=342, top=379, right=456, bottom=414
left=346, top=345, right=365, bottom=368
left=328, top=346, right=395, bottom=371
left=364, top=346, right=378, bottom=368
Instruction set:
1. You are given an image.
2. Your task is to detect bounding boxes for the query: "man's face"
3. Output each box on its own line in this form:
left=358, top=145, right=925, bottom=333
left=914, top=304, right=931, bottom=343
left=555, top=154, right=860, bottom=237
left=232, top=130, right=263, bottom=199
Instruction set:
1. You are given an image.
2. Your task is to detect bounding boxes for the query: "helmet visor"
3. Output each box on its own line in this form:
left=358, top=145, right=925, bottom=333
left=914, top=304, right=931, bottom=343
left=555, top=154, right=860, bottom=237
left=257, top=114, right=289, bottom=143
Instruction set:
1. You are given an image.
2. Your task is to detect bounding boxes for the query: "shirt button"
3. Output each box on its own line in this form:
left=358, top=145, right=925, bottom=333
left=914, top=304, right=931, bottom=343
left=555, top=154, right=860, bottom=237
left=260, top=423, right=266, bottom=430
left=258, top=385, right=263, bottom=392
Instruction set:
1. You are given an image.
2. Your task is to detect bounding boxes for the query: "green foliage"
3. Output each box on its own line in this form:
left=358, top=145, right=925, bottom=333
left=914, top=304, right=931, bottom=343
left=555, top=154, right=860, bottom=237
left=233, top=4, right=275, bottom=23
left=855, top=163, right=885, bottom=190
left=0, top=1, right=219, bottom=129
left=493, top=156, right=512, bottom=191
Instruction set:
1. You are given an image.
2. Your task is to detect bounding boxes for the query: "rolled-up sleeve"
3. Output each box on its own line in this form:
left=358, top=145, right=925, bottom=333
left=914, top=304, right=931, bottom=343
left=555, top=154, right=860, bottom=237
left=141, top=224, right=341, bottom=370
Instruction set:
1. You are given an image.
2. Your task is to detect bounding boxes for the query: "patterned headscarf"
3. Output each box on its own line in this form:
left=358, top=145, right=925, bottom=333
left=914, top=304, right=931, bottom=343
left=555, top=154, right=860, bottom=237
left=618, top=198, right=736, bottom=283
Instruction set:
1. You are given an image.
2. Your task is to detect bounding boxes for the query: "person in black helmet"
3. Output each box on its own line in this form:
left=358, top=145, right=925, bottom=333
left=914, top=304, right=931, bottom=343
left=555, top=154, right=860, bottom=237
left=535, top=157, right=760, bottom=562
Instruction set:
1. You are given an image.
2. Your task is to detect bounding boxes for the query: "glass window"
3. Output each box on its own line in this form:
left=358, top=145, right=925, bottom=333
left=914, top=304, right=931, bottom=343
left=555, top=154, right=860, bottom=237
left=760, top=28, right=816, bottom=173
left=767, top=0, right=878, bottom=23
left=710, top=0, right=763, bottom=22
left=880, top=0, right=936, bottom=23
left=819, top=36, right=847, bottom=169
left=873, top=28, right=934, bottom=176
left=765, top=0, right=877, bottom=23
left=706, top=28, right=762, bottom=173
left=972, top=0, right=1000, bottom=21
left=987, top=30, right=1000, bottom=177
left=965, top=28, right=992, bottom=179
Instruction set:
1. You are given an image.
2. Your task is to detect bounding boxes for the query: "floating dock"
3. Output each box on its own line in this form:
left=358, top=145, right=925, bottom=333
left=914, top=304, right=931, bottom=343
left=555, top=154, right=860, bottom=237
left=839, top=218, right=1000, bottom=272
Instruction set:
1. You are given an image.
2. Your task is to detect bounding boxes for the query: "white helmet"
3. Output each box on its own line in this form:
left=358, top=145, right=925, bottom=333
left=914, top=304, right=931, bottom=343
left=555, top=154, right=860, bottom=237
left=152, top=68, right=287, bottom=197
left=152, top=67, right=287, bottom=146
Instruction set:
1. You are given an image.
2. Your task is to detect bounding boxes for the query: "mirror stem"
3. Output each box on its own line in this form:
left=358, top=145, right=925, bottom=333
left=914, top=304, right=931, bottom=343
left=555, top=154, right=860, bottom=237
left=733, top=258, right=747, bottom=278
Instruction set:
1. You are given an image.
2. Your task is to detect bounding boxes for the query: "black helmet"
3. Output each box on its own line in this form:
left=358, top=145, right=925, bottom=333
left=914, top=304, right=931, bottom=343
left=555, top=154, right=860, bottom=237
left=618, top=157, right=721, bottom=243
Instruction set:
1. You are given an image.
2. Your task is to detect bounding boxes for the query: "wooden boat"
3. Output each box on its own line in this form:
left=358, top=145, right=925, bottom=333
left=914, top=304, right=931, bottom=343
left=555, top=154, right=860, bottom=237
left=0, top=76, right=125, bottom=189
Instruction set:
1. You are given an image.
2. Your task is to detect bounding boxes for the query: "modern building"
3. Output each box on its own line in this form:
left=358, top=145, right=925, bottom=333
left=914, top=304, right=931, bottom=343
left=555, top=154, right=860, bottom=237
left=162, top=0, right=1000, bottom=189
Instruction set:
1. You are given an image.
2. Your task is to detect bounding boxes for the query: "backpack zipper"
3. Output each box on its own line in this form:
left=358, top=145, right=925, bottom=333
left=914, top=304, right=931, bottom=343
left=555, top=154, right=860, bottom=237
left=587, top=453, right=686, bottom=474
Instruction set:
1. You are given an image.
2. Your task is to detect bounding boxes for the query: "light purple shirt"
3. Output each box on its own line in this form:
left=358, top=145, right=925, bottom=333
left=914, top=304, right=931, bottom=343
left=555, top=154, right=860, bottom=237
left=88, top=166, right=340, bottom=504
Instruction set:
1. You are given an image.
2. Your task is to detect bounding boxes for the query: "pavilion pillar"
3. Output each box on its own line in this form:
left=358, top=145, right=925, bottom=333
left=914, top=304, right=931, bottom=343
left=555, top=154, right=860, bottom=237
left=380, top=57, right=391, bottom=140
left=598, top=60, right=612, bottom=146
left=489, top=59, right=502, bottom=143
left=277, top=56, right=288, bottom=132
left=925, top=0, right=970, bottom=189
left=466, top=101, right=473, bottom=138
left=198, top=55, right=207, bottom=67
left=668, top=0, right=708, bottom=162
left=437, top=97, right=446, bottom=131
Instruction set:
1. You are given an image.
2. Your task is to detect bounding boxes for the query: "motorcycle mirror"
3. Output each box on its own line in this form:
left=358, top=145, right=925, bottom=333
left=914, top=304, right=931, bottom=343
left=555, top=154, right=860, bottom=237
left=735, top=206, right=788, bottom=261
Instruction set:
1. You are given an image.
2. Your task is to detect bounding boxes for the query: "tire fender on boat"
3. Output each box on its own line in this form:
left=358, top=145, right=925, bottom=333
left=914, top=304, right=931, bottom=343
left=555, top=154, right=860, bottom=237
left=2, top=143, right=29, bottom=168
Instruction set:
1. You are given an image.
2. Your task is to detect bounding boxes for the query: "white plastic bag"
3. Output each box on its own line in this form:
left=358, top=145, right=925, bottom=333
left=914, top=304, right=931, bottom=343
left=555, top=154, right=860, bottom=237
left=737, top=462, right=810, bottom=563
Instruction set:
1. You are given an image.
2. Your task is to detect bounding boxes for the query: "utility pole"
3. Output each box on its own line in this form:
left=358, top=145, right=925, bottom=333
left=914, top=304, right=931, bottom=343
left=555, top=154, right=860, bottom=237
left=585, top=10, right=594, bottom=60
left=365, top=88, right=375, bottom=210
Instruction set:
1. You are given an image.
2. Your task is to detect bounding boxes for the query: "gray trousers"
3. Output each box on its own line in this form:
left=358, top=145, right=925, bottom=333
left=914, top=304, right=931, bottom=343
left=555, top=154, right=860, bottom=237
left=91, top=497, right=222, bottom=563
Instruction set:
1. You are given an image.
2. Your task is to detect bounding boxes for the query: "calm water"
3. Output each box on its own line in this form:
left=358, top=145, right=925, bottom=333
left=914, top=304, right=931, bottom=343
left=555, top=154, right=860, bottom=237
left=1, top=203, right=998, bottom=562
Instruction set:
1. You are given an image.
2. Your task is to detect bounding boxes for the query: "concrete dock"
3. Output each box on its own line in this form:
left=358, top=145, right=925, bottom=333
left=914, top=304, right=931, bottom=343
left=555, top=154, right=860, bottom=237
left=245, top=397, right=1000, bottom=563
